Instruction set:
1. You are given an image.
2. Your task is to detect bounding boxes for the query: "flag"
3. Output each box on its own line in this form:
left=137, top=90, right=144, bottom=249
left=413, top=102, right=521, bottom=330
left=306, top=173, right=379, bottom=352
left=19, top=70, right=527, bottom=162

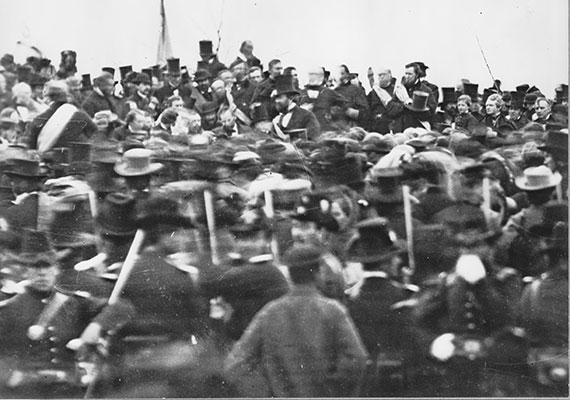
left=157, top=0, right=173, bottom=65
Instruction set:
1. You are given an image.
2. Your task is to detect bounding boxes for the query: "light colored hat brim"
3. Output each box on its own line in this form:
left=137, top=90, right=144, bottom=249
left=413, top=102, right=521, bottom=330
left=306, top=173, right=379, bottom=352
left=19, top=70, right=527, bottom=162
left=114, top=162, right=164, bottom=177
left=514, top=172, right=562, bottom=191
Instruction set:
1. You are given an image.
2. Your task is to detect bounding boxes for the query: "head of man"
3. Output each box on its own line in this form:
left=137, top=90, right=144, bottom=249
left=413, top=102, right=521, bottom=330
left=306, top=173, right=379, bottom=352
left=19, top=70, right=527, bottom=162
left=93, top=74, right=115, bottom=97
left=457, top=94, right=472, bottom=115
left=307, top=66, right=325, bottom=87
left=43, top=80, right=70, bottom=104
left=12, top=82, right=33, bottom=105
left=218, top=69, right=235, bottom=87
left=93, top=110, right=112, bottom=130
left=284, top=244, right=322, bottom=285
left=403, top=63, right=421, bottom=88
left=219, top=108, right=237, bottom=132
left=126, top=109, right=152, bottom=133
left=268, top=59, right=282, bottom=80
left=248, top=66, right=263, bottom=85
left=211, top=79, right=226, bottom=99
left=535, top=98, right=552, bottom=119
left=167, top=95, right=185, bottom=108
left=274, top=93, right=293, bottom=114
left=283, top=66, right=298, bottom=87
left=231, top=61, right=247, bottom=82
left=508, top=103, right=523, bottom=120
left=240, top=40, right=254, bottom=58
left=373, top=67, right=393, bottom=88
left=136, top=79, right=151, bottom=97
left=167, top=71, right=182, bottom=87
left=485, top=94, right=503, bottom=117
left=194, top=70, right=211, bottom=92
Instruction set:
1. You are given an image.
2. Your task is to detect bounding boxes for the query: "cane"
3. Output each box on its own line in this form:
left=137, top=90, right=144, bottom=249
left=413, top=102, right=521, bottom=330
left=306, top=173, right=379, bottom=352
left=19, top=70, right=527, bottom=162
left=555, top=181, right=563, bottom=201
left=264, top=190, right=280, bottom=266
left=108, top=229, right=146, bottom=305
left=204, top=189, right=219, bottom=266
left=482, top=176, right=492, bottom=229
left=88, top=190, right=98, bottom=219
left=402, top=185, right=415, bottom=283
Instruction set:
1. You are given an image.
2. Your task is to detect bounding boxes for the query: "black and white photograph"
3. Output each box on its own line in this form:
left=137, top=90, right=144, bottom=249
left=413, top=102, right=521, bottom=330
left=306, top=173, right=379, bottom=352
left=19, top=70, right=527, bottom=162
left=0, top=0, right=567, bottom=397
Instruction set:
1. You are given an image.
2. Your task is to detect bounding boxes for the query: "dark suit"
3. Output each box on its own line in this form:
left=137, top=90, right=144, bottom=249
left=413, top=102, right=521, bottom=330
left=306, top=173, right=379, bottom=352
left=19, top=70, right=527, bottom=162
left=251, top=77, right=278, bottom=119
left=367, top=80, right=396, bottom=133
left=81, top=90, right=118, bottom=117
left=386, top=80, right=437, bottom=132
left=197, top=56, right=227, bottom=78
left=335, top=82, right=370, bottom=128
left=298, top=85, right=348, bottom=132
left=275, top=105, right=321, bottom=141
left=231, top=79, right=255, bottom=116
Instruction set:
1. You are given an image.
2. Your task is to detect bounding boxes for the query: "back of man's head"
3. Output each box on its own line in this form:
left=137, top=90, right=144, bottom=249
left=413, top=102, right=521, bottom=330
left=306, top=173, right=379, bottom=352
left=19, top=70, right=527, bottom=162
left=284, top=244, right=322, bottom=285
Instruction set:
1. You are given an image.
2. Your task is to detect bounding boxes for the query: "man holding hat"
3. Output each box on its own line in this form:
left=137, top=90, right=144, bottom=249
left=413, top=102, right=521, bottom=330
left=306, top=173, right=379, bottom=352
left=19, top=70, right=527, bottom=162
left=224, top=243, right=368, bottom=397
left=272, top=75, right=320, bottom=141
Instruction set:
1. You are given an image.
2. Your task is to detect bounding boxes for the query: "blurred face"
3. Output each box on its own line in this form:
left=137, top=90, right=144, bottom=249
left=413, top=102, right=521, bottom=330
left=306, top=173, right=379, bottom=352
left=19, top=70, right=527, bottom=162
left=202, top=111, right=218, bottom=129
left=219, top=71, right=235, bottom=86
left=308, top=68, right=324, bottom=86
left=220, top=112, right=236, bottom=130
left=485, top=100, right=500, bottom=116
left=367, top=68, right=374, bottom=88
left=269, top=62, right=282, bottom=79
left=232, top=63, right=247, bottom=81
left=291, top=219, right=319, bottom=244
left=22, top=264, right=59, bottom=291
left=535, top=99, right=551, bottom=118
left=457, top=100, right=469, bottom=114
left=330, top=201, right=350, bottom=231
left=0, top=123, right=18, bottom=142
left=339, top=66, right=350, bottom=84
left=288, top=69, right=298, bottom=86
left=274, top=94, right=290, bottom=113
left=188, top=114, right=202, bottom=133
left=508, top=106, right=522, bottom=120
left=93, top=113, right=111, bottom=129
left=249, top=69, right=263, bottom=84
left=10, top=176, right=41, bottom=196
left=168, top=73, right=181, bottom=87
left=196, top=78, right=210, bottom=92
left=211, top=80, right=226, bottom=98
left=98, top=78, right=114, bottom=96
left=378, top=70, right=392, bottom=88
left=171, top=98, right=184, bottom=108
left=129, top=114, right=150, bottom=131
left=242, top=42, right=254, bottom=57
left=403, top=67, right=417, bottom=86
left=137, top=82, right=151, bottom=96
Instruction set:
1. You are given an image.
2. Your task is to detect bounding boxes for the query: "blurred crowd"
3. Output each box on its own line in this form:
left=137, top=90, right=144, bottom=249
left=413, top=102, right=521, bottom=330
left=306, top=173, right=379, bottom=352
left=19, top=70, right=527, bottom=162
left=0, top=40, right=567, bottom=398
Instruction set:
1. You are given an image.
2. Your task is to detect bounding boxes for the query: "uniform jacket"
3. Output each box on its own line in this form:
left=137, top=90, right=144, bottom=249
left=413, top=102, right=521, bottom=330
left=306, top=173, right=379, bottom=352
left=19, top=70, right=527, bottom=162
left=231, top=79, right=256, bottom=116
left=23, top=102, right=97, bottom=149
left=224, top=285, right=368, bottom=397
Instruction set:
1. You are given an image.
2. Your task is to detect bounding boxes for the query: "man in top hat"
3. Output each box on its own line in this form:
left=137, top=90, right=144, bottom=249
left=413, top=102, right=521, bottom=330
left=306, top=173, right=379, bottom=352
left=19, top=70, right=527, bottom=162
left=224, top=243, right=368, bottom=398
left=332, top=65, right=369, bottom=129
left=386, top=62, right=437, bottom=132
left=23, top=80, right=97, bottom=152
left=272, top=75, right=320, bottom=141
left=197, top=40, right=227, bottom=78
left=251, top=59, right=283, bottom=119
left=195, top=101, right=220, bottom=132
left=506, top=92, right=530, bottom=130
left=154, top=58, right=193, bottom=110
left=81, top=73, right=122, bottom=120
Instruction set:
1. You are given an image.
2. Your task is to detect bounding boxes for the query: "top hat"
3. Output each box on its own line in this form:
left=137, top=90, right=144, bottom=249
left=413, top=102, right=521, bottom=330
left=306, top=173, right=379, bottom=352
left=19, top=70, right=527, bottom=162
left=132, top=72, right=151, bottom=85
left=114, top=148, right=164, bottom=177
left=275, top=75, right=299, bottom=96
left=405, top=91, right=430, bottom=112
left=441, top=87, right=456, bottom=104
left=135, top=195, right=194, bottom=230
left=81, top=74, right=92, bottom=90
left=95, top=193, right=137, bottom=237
left=555, top=84, right=568, bottom=103
left=9, top=230, right=62, bottom=267
left=102, top=67, right=115, bottom=78
left=346, top=217, right=403, bottom=264
left=166, top=58, right=181, bottom=74
left=151, top=64, right=162, bottom=79
left=68, top=141, right=91, bottom=163
left=515, top=84, right=530, bottom=93
left=141, top=68, right=153, bottom=81
left=4, top=158, right=49, bottom=178
left=119, top=65, right=133, bottom=81
left=199, top=40, right=214, bottom=56
left=463, top=83, right=479, bottom=101
left=193, top=69, right=211, bottom=82
left=283, top=243, right=322, bottom=270
left=515, top=166, right=562, bottom=191
left=49, top=204, right=96, bottom=248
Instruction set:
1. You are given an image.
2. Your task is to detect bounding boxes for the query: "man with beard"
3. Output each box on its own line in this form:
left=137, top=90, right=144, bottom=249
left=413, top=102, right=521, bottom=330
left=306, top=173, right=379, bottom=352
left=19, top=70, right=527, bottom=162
left=333, top=65, right=370, bottom=129
left=126, top=73, right=159, bottom=118
left=272, top=75, right=320, bottom=141
left=386, top=62, right=437, bottom=132
left=196, top=101, right=220, bottom=132
left=251, top=59, right=282, bottom=119
left=81, top=73, right=120, bottom=118
left=154, top=58, right=193, bottom=111
left=414, top=61, right=439, bottom=103
left=298, top=66, right=348, bottom=132
left=213, top=107, right=254, bottom=140
left=191, top=69, right=216, bottom=109
left=230, top=61, right=255, bottom=116
left=196, top=40, right=227, bottom=78
left=110, top=109, right=152, bottom=142
left=367, top=66, right=396, bottom=133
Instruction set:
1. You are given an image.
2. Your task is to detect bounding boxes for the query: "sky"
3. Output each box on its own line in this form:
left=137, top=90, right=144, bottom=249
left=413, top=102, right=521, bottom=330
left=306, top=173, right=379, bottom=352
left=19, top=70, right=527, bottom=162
left=0, top=0, right=567, bottom=97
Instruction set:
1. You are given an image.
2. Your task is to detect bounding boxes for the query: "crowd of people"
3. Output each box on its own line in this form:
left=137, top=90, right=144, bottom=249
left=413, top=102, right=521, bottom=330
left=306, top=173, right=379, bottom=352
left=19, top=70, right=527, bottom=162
left=0, top=38, right=567, bottom=398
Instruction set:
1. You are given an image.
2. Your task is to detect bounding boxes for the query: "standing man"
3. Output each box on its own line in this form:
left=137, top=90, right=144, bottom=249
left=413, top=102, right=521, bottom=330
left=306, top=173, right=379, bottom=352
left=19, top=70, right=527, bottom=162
left=196, top=40, right=227, bottom=78
left=230, top=61, right=255, bottom=117
left=191, top=69, right=216, bottom=109
left=230, top=40, right=262, bottom=71
left=81, top=73, right=120, bottom=118
left=367, top=66, right=396, bottom=133
left=154, top=58, right=193, bottom=110
left=224, top=244, right=368, bottom=398
left=251, top=59, right=282, bottom=119
left=414, top=61, right=439, bottom=103
left=333, top=65, right=370, bottom=129
left=125, top=73, right=159, bottom=118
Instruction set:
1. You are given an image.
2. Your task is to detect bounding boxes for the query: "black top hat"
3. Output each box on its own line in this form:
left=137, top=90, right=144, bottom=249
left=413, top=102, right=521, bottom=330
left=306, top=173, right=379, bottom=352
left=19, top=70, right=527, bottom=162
left=151, top=64, right=162, bottom=79
left=49, top=204, right=96, bottom=248
left=29, top=73, right=47, bottom=88
left=95, top=193, right=137, bottom=236
left=132, top=72, right=151, bottom=85
left=141, top=68, right=153, bottom=81
left=463, top=83, right=479, bottom=100
left=102, top=67, right=115, bottom=78
left=193, top=69, right=211, bottom=82
left=346, top=217, right=403, bottom=264
left=119, top=65, right=133, bottom=81
left=250, top=102, right=270, bottom=124
left=199, top=40, right=214, bottom=56
left=81, top=74, right=92, bottom=90
left=4, top=158, right=49, bottom=178
left=10, top=230, right=61, bottom=267
left=516, top=84, right=530, bottom=93
left=405, top=91, right=430, bottom=112
left=275, top=75, right=299, bottom=96
left=68, top=141, right=92, bottom=163
left=136, top=195, right=194, bottom=230
left=441, top=87, right=456, bottom=104
left=166, top=58, right=181, bottom=74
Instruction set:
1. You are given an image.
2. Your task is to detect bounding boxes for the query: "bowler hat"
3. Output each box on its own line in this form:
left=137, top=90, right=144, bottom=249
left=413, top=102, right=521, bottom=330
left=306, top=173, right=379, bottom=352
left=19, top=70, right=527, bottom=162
left=274, top=75, right=299, bottom=96
left=463, top=83, right=479, bottom=101
left=405, top=91, right=430, bottom=112
left=135, top=195, right=194, bottom=230
left=102, top=67, right=115, bottom=78
left=199, top=40, right=214, bottom=56
left=4, top=158, right=49, bottom=178
left=132, top=72, right=151, bottom=85
left=119, top=65, right=133, bottom=81
left=166, top=58, right=181, bottom=74
left=193, top=69, right=211, bottom=82
left=81, top=74, right=92, bottom=90
left=283, top=243, right=322, bottom=269
left=515, top=166, right=562, bottom=191
left=114, top=148, right=164, bottom=177
left=346, top=217, right=403, bottom=264
left=196, top=101, right=219, bottom=116
left=95, top=193, right=137, bottom=236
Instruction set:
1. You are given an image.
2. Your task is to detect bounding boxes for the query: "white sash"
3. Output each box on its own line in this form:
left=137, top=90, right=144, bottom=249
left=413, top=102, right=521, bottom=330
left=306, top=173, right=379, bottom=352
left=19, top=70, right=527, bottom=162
left=37, top=103, right=77, bottom=152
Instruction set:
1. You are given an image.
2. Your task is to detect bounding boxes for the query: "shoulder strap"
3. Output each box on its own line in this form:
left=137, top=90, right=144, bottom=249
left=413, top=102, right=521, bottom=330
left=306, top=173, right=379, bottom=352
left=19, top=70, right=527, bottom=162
left=37, top=103, right=77, bottom=152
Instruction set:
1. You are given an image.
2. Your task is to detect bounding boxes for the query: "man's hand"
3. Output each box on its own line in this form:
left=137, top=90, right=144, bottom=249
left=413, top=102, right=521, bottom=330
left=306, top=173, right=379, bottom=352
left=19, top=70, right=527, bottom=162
left=345, top=107, right=359, bottom=119
left=80, top=322, right=103, bottom=345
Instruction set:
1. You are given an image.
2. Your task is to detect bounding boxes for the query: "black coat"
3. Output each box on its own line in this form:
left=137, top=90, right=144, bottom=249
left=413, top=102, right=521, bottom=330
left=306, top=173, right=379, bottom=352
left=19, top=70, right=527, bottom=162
left=276, top=105, right=321, bottom=141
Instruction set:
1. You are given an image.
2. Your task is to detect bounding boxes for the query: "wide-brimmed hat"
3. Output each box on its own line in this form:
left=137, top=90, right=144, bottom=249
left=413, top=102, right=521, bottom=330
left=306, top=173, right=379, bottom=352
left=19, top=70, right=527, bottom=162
left=346, top=217, right=404, bottom=264
left=193, top=69, right=211, bottom=82
left=275, top=74, right=299, bottom=96
left=405, top=91, right=430, bottom=112
left=135, top=195, right=194, bottom=230
left=9, top=230, right=62, bottom=267
left=4, top=158, right=49, bottom=178
left=95, top=193, right=137, bottom=237
left=114, top=148, right=164, bottom=177
left=515, top=166, right=562, bottom=191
